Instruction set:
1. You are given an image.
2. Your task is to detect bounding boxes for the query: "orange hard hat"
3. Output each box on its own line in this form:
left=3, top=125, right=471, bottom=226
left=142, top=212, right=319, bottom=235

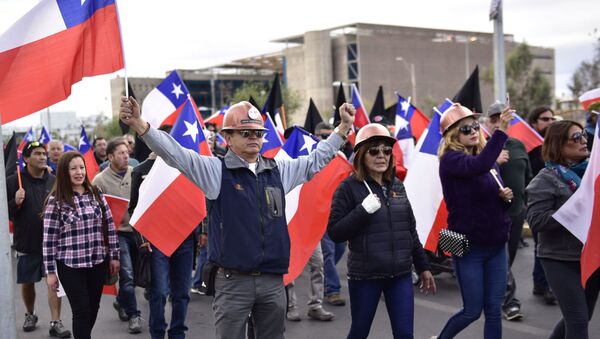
left=221, top=101, right=266, bottom=131
left=353, top=123, right=397, bottom=152
left=439, top=103, right=480, bottom=135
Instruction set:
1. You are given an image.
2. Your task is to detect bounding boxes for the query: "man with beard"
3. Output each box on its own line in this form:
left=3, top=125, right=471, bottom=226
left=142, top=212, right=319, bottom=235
left=527, top=106, right=557, bottom=305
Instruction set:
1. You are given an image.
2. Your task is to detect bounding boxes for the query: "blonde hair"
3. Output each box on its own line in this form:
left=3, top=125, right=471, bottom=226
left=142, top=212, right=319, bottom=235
left=437, top=121, right=486, bottom=158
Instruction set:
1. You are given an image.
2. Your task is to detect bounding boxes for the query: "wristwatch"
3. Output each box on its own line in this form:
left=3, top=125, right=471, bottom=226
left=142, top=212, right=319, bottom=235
left=334, top=126, right=349, bottom=141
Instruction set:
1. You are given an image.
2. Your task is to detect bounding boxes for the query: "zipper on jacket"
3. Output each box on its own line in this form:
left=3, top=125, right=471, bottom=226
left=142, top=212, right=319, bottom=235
left=256, top=176, right=265, bottom=264
left=385, top=185, right=396, bottom=268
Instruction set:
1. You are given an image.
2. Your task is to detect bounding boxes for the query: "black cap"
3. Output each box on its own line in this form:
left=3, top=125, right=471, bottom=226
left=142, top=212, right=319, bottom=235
left=22, top=141, right=45, bottom=158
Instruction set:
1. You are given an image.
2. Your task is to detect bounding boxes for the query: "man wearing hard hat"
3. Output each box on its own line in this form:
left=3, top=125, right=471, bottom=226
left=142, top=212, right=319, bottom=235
left=119, top=98, right=355, bottom=339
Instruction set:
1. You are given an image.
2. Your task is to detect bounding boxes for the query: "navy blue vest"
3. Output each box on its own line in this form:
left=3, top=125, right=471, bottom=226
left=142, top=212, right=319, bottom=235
left=208, top=158, right=289, bottom=274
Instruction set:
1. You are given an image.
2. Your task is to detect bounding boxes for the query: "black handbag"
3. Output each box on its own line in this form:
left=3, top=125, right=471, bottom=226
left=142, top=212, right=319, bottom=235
left=134, top=241, right=152, bottom=288
left=438, top=228, right=470, bottom=257
left=201, top=262, right=219, bottom=296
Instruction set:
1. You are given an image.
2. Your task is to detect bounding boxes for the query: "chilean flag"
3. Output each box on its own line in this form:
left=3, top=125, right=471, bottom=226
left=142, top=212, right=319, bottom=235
left=554, top=120, right=600, bottom=287
left=579, top=88, right=600, bottom=111
left=404, top=99, right=453, bottom=252
left=38, top=126, right=51, bottom=144
left=216, top=133, right=227, bottom=148
left=130, top=99, right=209, bottom=256
left=276, top=128, right=353, bottom=285
left=78, top=126, right=100, bottom=182
left=260, top=113, right=284, bottom=158
left=17, top=128, right=36, bottom=171
left=395, top=95, right=430, bottom=167
left=204, top=105, right=229, bottom=129
left=507, top=113, right=544, bottom=152
left=142, top=70, right=191, bottom=128
left=351, top=84, right=370, bottom=129
left=0, top=0, right=124, bottom=124
left=104, top=194, right=129, bottom=231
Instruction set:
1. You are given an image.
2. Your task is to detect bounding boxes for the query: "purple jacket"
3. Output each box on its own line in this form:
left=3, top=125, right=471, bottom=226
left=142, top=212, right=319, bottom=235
left=439, top=130, right=511, bottom=247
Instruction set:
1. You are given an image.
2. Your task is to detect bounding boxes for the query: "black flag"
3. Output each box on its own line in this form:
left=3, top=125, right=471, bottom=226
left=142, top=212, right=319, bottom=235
left=369, top=86, right=386, bottom=120
left=303, top=98, right=324, bottom=134
left=452, top=65, right=482, bottom=113
left=4, top=132, right=17, bottom=175
left=332, top=82, right=346, bottom=125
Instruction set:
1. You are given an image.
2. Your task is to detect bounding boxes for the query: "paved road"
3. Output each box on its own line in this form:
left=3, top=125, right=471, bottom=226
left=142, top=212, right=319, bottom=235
left=13, top=238, right=600, bottom=338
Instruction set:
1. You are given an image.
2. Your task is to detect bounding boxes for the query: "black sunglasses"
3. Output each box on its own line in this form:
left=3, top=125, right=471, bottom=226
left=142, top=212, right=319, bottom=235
left=319, top=133, right=331, bottom=139
left=570, top=131, right=587, bottom=143
left=367, top=146, right=393, bottom=156
left=237, top=130, right=265, bottom=138
left=538, top=117, right=556, bottom=122
left=458, top=122, right=481, bottom=135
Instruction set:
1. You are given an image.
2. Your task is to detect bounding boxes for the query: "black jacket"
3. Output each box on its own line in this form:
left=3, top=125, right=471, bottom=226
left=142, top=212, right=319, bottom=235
left=7, top=170, right=55, bottom=254
left=327, top=176, right=430, bottom=278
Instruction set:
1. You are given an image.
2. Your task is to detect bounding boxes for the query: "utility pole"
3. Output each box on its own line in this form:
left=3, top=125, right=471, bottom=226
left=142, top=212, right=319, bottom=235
left=491, top=0, right=507, bottom=103
left=0, top=118, right=18, bottom=339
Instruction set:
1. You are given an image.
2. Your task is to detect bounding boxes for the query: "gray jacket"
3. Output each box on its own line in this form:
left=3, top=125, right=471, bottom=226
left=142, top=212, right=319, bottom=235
left=526, top=168, right=582, bottom=261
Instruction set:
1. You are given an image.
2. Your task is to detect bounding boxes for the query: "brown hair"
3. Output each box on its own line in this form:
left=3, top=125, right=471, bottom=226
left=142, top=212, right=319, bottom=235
left=352, top=139, right=395, bottom=183
left=45, top=151, right=99, bottom=209
left=106, top=137, right=128, bottom=156
left=542, top=120, right=584, bottom=165
left=438, top=118, right=486, bottom=158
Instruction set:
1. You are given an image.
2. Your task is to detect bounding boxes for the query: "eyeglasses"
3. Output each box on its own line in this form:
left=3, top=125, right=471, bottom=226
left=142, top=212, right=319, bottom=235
left=237, top=130, right=265, bottom=138
left=570, top=131, right=587, bottom=143
left=367, top=146, right=393, bottom=156
left=538, top=117, right=556, bottom=122
left=319, top=133, right=331, bottom=140
left=458, top=122, right=481, bottom=135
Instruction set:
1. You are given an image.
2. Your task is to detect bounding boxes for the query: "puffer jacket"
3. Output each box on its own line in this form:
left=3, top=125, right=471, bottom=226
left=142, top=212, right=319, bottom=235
left=526, top=168, right=582, bottom=261
left=327, top=175, right=430, bottom=278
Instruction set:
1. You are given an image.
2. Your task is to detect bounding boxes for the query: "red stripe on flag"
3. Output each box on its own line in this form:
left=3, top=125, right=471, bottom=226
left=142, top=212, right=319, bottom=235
left=134, top=175, right=206, bottom=256
left=105, top=195, right=129, bottom=231
left=582, top=176, right=600, bottom=287
left=102, top=284, right=117, bottom=296
left=507, top=122, right=543, bottom=152
left=423, top=200, right=449, bottom=252
left=284, top=156, right=353, bottom=285
left=411, top=109, right=430, bottom=141
left=354, top=107, right=370, bottom=129
left=82, top=151, right=100, bottom=182
left=0, top=5, right=124, bottom=123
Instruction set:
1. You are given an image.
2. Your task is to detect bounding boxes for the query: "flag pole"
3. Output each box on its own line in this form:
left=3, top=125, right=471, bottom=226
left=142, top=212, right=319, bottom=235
left=491, top=0, right=507, bottom=103
left=114, top=0, right=129, bottom=98
left=0, top=117, right=18, bottom=339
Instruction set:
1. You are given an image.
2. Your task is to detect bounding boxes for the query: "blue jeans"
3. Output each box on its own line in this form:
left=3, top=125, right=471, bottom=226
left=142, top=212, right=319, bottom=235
left=321, top=234, right=345, bottom=296
left=347, top=274, right=414, bottom=339
left=192, top=245, right=208, bottom=289
left=439, top=246, right=507, bottom=339
left=117, top=232, right=140, bottom=318
left=149, top=236, right=194, bottom=339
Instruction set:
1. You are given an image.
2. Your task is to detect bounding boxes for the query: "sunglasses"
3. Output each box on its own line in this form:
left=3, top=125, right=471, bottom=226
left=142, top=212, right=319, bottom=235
left=237, top=130, right=265, bottom=138
left=570, top=131, right=587, bottom=143
left=367, top=146, right=393, bottom=156
left=538, top=117, right=556, bottom=122
left=458, top=122, right=481, bottom=135
left=319, top=133, right=331, bottom=139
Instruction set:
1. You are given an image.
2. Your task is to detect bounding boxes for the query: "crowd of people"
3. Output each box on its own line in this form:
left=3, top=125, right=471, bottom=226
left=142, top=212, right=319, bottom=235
left=6, top=94, right=598, bottom=339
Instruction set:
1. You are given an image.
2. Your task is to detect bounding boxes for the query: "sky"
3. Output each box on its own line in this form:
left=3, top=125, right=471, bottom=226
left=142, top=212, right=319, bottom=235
left=1, top=0, right=598, bottom=129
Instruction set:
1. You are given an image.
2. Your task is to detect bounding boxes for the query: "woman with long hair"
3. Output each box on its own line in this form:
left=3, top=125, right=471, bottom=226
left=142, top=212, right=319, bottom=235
left=328, top=123, right=435, bottom=339
left=433, top=103, right=513, bottom=339
left=526, top=120, right=599, bottom=339
left=43, top=151, right=120, bottom=339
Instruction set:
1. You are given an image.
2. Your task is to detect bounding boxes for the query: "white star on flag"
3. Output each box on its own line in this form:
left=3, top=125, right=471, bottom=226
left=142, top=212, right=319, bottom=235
left=299, top=135, right=318, bottom=154
left=171, top=83, right=184, bottom=99
left=79, top=136, right=86, bottom=149
left=262, top=132, right=269, bottom=143
left=400, top=100, right=410, bottom=114
left=396, top=116, right=409, bottom=131
left=182, top=120, right=199, bottom=143
left=81, top=0, right=86, bottom=5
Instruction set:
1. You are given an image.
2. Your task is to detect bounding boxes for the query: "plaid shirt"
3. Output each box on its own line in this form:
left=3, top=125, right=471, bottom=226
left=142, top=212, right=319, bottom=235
left=43, top=191, right=120, bottom=274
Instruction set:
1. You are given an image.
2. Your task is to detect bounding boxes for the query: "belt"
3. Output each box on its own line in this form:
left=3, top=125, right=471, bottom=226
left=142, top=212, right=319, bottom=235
left=218, top=267, right=263, bottom=276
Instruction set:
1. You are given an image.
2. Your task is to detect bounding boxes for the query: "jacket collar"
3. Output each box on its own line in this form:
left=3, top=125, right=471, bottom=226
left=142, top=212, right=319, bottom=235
left=224, top=149, right=277, bottom=173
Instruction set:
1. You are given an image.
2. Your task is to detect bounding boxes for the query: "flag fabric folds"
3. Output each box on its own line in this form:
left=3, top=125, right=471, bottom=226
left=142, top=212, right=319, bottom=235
left=105, top=194, right=129, bottom=231
left=350, top=84, right=370, bottom=129
left=260, top=113, right=285, bottom=158
left=142, top=70, right=191, bottom=128
left=507, top=113, right=544, bottom=152
left=395, top=95, right=430, bottom=166
left=276, top=127, right=353, bottom=285
left=205, top=105, right=229, bottom=129
left=17, top=128, right=36, bottom=171
left=262, top=73, right=286, bottom=134
left=78, top=126, right=100, bottom=182
left=553, top=121, right=600, bottom=287
left=130, top=99, right=209, bottom=256
left=0, top=0, right=124, bottom=123
left=579, top=88, right=600, bottom=111
left=404, top=99, right=453, bottom=252
left=452, top=66, right=482, bottom=113
left=303, top=98, right=324, bottom=134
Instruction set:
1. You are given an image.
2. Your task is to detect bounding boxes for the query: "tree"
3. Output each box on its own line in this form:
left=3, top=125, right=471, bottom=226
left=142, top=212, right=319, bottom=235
left=231, top=81, right=302, bottom=120
left=505, top=43, right=552, bottom=116
left=569, top=33, right=600, bottom=97
left=482, top=42, right=552, bottom=116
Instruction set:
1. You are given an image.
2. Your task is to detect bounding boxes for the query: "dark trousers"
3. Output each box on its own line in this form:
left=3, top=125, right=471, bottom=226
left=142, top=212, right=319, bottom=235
left=541, top=259, right=600, bottom=339
left=57, top=260, right=107, bottom=339
left=532, top=230, right=550, bottom=291
left=503, top=211, right=525, bottom=310
left=347, top=274, right=414, bottom=339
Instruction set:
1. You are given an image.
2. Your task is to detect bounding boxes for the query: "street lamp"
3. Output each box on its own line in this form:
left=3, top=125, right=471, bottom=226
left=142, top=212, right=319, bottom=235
left=395, top=57, right=417, bottom=104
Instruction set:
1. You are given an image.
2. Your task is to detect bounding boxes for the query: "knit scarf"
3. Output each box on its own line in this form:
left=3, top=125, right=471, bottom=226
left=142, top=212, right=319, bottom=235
left=545, top=160, right=588, bottom=192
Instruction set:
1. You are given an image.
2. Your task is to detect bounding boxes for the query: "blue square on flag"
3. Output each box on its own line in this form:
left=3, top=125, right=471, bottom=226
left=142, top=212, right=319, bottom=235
left=282, top=127, right=319, bottom=159
left=171, top=100, right=205, bottom=153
